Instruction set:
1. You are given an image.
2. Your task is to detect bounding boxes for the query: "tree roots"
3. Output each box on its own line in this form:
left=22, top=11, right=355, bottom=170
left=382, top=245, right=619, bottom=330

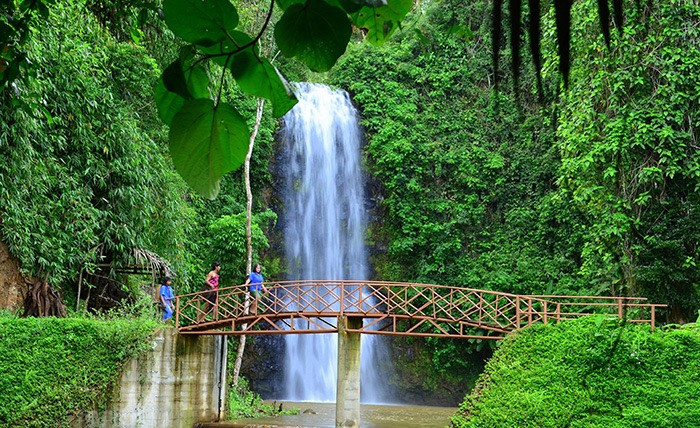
left=22, top=277, right=66, bottom=317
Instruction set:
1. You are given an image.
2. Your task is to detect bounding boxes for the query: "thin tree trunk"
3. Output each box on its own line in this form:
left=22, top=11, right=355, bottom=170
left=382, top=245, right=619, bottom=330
left=233, top=98, right=265, bottom=387
left=75, top=269, right=83, bottom=312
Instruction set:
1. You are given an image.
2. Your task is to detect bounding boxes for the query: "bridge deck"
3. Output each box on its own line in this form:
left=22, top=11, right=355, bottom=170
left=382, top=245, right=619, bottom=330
left=175, top=281, right=665, bottom=339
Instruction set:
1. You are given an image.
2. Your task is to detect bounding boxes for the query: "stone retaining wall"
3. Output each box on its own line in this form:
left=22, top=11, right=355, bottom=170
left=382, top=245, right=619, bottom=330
left=76, top=329, right=226, bottom=428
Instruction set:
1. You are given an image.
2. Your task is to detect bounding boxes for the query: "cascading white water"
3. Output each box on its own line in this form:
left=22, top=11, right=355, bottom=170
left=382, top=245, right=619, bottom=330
left=279, top=83, right=390, bottom=403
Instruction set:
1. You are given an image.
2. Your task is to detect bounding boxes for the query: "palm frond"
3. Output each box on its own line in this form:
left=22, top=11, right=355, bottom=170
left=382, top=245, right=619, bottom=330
left=131, top=248, right=174, bottom=278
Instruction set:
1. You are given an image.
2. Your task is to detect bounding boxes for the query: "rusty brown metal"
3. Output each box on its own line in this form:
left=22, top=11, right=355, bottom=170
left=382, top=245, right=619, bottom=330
left=175, top=280, right=666, bottom=339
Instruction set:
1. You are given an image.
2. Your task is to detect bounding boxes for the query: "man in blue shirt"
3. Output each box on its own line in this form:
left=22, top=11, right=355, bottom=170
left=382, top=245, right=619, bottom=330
left=245, top=264, right=268, bottom=314
left=160, top=277, right=175, bottom=322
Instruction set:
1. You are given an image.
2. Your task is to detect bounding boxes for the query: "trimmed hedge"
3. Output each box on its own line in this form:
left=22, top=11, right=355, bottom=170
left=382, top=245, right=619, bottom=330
left=0, top=315, right=156, bottom=427
left=452, top=317, right=700, bottom=428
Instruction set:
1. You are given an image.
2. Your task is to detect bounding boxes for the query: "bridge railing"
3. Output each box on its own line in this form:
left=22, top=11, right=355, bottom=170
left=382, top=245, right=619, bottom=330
left=520, top=294, right=663, bottom=330
left=174, top=281, right=665, bottom=337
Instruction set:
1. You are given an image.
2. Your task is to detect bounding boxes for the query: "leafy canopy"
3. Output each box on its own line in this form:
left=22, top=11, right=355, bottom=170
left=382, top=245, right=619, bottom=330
left=0, top=1, right=194, bottom=284
left=3, top=0, right=638, bottom=199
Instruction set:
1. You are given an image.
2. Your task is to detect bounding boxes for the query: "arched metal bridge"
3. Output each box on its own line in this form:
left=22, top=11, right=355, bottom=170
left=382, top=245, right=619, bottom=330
left=175, top=280, right=664, bottom=339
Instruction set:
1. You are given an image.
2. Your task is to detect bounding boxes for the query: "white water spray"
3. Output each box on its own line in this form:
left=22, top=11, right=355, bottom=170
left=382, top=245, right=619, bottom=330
left=279, top=83, right=391, bottom=403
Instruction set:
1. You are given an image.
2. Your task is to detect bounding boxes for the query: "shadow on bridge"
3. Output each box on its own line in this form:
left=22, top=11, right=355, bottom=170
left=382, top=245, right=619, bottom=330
left=175, top=281, right=665, bottom=339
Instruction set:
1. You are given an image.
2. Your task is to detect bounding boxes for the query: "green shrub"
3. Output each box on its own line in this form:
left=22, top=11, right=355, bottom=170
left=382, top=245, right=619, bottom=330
left=228, top=377, right=299, bottom=419
left=0, top=315, right=156, bottom=427
left=452, top=317, right=700, bottom=428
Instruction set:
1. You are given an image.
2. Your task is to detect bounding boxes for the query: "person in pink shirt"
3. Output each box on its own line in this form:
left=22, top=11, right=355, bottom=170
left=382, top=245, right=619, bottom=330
left=199, top=262, right=221, bottom=321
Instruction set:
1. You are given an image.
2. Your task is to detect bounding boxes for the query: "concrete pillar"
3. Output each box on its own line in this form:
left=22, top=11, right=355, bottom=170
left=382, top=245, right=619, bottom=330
left=336, top=316, right=362, bottom=428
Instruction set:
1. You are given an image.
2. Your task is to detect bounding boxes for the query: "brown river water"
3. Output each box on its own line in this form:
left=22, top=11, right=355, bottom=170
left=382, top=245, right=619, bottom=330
left=201, top=402, right=456, bottom=428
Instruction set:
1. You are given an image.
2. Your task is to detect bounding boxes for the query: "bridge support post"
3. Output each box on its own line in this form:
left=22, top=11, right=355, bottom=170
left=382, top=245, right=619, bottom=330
left=336, top=315, right=362, bottom=428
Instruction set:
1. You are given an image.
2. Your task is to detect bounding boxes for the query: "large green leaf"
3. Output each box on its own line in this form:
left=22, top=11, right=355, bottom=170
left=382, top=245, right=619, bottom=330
left=351, top=0, right=412, bottom=46
left=163, top=0, right=239, bottom=46
left=169, top=99, right=250, bottom=199
left=157, top=59, right=210, bottom=125
left=230, top=50, right=298, bottom=117
left=154, top=79, right=184, bottom=125
left=274, top=0, right=352, bottom=72
left=162, top=59, right=210, bottom=100
left=199, top=31, right=255, bottom=66
left=276, top=0, right=304, bottom=10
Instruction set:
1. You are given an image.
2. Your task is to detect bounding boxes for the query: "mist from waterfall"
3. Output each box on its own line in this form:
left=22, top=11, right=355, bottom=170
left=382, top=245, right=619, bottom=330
left=279, top=83, right=391, bottom=403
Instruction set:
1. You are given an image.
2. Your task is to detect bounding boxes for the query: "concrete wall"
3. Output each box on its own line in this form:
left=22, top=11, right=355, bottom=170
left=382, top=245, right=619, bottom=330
left=77, top=329, right=226, bottom=428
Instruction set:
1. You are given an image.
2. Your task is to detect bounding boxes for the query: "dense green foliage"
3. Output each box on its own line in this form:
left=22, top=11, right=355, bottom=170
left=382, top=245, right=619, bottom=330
left=331, top=0, right=699, bottom=320
left=331, top=0, right=577, bottom=295
left=0, top=314, right=156, bottom=427
left=209, top=210, right=278, bottom=285
left=451, top=317, right=700, bottom=427
left=0, top=0, right=280, bottom=302
left=555, top=0, right=700, bottom=318
left=0, top=0, right=193, bottom=284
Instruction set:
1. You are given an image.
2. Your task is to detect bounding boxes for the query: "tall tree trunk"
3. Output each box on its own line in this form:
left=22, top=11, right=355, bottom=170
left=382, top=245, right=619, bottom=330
left=233, top=98, right=265, bottom=386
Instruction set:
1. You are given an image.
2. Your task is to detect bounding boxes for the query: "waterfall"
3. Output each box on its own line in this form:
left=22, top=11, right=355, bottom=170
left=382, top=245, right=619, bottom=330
left=279, top=83, right=391, bottom=403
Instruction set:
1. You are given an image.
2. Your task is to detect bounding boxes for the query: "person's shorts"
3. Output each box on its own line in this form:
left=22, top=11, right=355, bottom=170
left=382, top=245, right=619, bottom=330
left=203, top=290, right=217, bottom=304
left=250, top=290, right=262, bottom=299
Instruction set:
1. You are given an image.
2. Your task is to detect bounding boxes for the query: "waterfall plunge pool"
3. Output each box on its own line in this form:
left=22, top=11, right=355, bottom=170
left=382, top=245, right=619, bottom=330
left=202, top=402, right=456, bottom=428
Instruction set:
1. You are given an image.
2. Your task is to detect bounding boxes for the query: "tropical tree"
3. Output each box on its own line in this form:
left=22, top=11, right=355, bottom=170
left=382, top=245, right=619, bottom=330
left=0, top=1, right=193, bottom=315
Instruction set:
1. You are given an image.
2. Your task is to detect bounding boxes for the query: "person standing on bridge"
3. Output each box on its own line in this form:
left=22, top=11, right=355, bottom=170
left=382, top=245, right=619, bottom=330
left=160, top=276, right=175, bottom=322
left=198, top=262, right=221, bottom=322
left=246, top=263, right=268, bottom=314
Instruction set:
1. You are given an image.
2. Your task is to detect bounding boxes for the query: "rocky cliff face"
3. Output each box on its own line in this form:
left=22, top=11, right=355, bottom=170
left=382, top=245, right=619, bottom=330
left=239, top=335, right=287, bottom=399
left=0, top=240, right=24, bottom=311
